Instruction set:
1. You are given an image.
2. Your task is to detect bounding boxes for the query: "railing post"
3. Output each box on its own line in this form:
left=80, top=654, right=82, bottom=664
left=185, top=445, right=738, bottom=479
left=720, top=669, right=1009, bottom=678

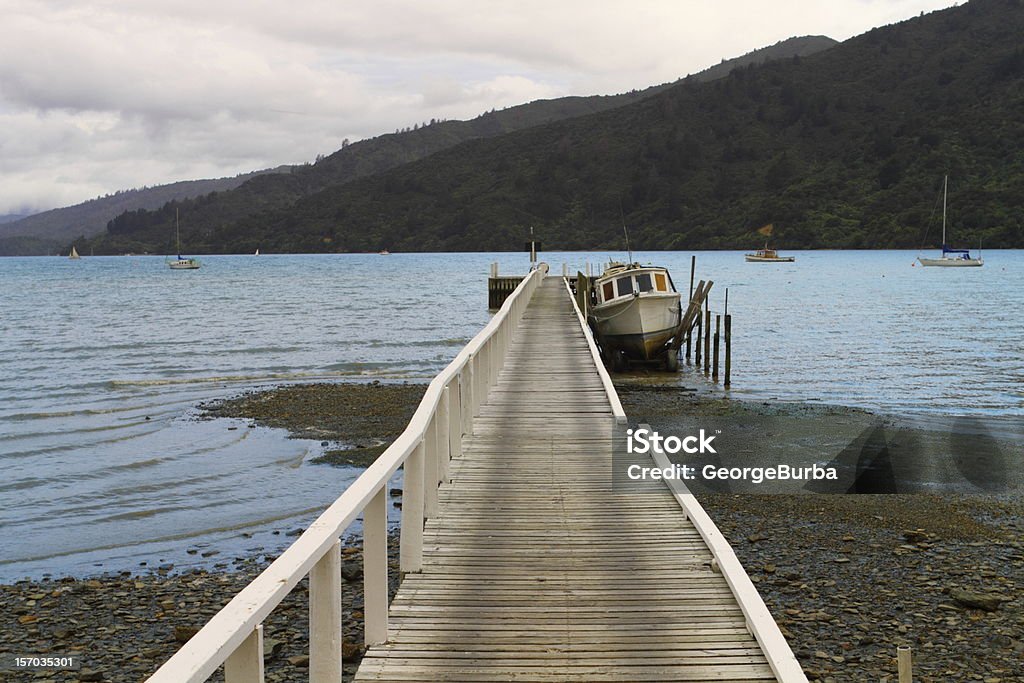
left=423, top=417, right=439, bottom=518
left=448, top=380, right=461, bottom=474
left=224, top=624, right=264, bottom=683
left=309, top=540, right=341, bottom=682
left=363, top=487, right=388, bottom=646
left=400, top=440, right=424, bottom=573
left=438, top=386, right=451, bottom=485
left=464, top=360, right=475, bottom=428
left=473, top=352, right=484, bottom=416
left=481, top=339, right=489, bottom=397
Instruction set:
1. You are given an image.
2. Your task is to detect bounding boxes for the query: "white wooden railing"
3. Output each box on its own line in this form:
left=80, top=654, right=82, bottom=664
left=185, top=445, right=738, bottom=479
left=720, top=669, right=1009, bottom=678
left=146, top=265, right=547, bottom=683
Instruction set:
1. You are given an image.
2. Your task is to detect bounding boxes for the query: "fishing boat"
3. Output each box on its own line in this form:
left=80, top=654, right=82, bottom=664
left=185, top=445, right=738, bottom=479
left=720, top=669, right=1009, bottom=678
left=68, top=246, right=80, bottom=260
left=917, top=176, right=983, bottom=267
left=588, top=261, right=681, bottom=371
left=378, top=249, right=391, bottom=255
left=167, top=209, right=200, bottom=270
left=745, top=224, right=794, bottom=262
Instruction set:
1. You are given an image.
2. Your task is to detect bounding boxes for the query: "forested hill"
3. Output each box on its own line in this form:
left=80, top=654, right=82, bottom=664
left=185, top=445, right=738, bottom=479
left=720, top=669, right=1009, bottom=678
left=237, top=0, right=1016, bottom=252
left=75, top=36, right=837, bottom=255
left=0, top=167, right=290, bottom=254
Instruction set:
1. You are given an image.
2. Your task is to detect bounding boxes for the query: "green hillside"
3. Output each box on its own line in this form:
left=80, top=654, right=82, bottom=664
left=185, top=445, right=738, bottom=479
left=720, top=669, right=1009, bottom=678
left=76, top=37, right=837, bottom=255
left=244, top=0, right=1016, bottom=252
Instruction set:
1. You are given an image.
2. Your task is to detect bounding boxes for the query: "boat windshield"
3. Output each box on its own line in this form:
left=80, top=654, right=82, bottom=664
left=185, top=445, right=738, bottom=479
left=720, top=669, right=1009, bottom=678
left=636, top=273, right=653, bottom=292
left=616, top=277, right=634, bottom=297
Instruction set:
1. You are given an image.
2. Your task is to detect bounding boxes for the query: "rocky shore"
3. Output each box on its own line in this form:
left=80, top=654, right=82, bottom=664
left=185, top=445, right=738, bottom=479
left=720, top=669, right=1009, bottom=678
left=4, top=380, right=1022, bottom=682
left=0, top=532, right=400, bottom=683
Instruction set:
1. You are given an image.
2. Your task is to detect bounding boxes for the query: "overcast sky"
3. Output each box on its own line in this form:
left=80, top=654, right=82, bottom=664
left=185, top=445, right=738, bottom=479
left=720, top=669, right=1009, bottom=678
left=0, top=0, right=960, bottom=216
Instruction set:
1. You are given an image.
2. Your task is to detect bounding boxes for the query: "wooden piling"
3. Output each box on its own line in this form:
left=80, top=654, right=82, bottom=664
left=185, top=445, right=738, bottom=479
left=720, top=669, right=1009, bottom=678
left=689, top=254, right=695, bottom=301
left=703, top=306, right=711, bottom=376
left=685, top=324, right=692, bottom=365
left=713, top=314, right=721, bottom=382
left=694, top=318, right=701, bottom=366
left=724, top=314, right=732, bottom=388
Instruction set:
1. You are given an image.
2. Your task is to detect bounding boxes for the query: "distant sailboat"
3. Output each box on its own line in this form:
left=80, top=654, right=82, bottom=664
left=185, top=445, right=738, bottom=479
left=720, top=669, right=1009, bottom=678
left=917, top=176, right=983, bottom=267
left=254, top=248, right=260, bottom=256
left=167, top=209, right=200, bottom=270
left=68, top=246, right=80, bottom=260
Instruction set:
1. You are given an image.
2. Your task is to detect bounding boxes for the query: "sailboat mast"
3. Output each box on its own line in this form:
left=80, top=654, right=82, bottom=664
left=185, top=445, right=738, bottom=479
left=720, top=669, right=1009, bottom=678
left=175, top=208, right=181, bottom=254
left=942, top=175, right=948, bottom=246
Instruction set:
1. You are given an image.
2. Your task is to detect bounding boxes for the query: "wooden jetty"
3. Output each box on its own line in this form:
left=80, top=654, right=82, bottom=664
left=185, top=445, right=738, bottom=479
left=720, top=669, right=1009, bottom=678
left=146, top=267, right=806, bottom=683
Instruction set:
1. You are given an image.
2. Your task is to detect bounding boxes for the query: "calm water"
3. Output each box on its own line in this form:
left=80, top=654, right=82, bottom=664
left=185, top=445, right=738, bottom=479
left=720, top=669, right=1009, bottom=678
left=1, top=251, right=1022, bottom=580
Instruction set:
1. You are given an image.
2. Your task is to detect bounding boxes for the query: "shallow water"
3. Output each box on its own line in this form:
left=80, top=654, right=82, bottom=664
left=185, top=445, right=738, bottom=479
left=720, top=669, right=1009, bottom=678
left=0, top=250, right=1021, bottom=580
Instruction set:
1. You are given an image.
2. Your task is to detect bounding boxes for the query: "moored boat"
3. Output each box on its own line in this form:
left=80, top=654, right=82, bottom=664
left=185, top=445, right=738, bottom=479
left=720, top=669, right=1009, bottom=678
left=68, top=246, right=80, bottom=260
left=167, top=209, right=200, bottom=270
left=917, top=175, right=983, bottom=267
left=745, top=247, right=794, bottom=263
left=587, top=262, right=681, bottom=371
left=745, top=223, right=795, bottom=262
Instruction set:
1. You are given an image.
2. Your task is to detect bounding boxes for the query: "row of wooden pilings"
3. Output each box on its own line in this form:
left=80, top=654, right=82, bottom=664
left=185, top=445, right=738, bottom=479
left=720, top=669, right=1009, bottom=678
left=684, top=255, right=731, bottom=387
left=686, top=295, right=732, bottom=387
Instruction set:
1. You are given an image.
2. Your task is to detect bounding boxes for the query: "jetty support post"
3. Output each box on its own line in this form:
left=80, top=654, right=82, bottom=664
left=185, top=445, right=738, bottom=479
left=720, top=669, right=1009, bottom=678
left=363, top=487, right=389, bottom=645
left=309, top=540, right=342, bottom=679
left=447, top=381, right=461, bottom=476
left=224, top=624, right=264, bottom=683
left=724, top=314, right=732, bottom=388
left=713, top=314, right=721, bottom=382
left=400, top=440, right=425, bottom=573
left=423, top=416, right=440, bottom=518
left=685, top=324, right=692, bottom=364
left=694, top=317, right=701, bottom=367
left=898, top=646, right=913, bottom=683
left=703, top=305, right=711, bottom=376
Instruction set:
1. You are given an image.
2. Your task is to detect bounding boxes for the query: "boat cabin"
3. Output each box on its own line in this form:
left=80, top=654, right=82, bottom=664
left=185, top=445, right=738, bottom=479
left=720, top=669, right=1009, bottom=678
left=595, top=266, right=675, bottom=305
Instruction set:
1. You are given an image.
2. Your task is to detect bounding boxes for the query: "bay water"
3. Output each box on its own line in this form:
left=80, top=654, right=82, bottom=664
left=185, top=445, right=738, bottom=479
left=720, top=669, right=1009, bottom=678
left=1, top=250, right=1021, bottom=580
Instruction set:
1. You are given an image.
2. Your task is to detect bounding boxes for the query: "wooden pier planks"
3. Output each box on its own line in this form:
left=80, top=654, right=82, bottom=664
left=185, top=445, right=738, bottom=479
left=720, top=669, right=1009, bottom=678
left=355, top=278, right=778, bottom=682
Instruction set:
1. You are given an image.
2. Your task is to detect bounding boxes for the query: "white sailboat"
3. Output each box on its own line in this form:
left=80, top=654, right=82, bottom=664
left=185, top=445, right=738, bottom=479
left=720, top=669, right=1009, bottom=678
left=917, top=176, right=983, bottom=267
left=167, top=209, right=200, bottom=270
left=68, top=246, right=80, bottom=260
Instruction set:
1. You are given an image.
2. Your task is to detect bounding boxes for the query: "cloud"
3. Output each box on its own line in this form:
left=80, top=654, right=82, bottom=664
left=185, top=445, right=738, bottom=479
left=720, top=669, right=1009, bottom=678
left=0, top=0, right=959, bottom=215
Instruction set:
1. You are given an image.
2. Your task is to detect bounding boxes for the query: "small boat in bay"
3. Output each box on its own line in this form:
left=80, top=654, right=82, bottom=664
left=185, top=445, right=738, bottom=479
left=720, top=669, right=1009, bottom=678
left=917, top=176, right=983, bottom=267
left=167, top=209, right=200, bottom=270
left=587, top=261, right=682, bottom=371
left=68, top=246, right=80, bottom=260
left=745, top=224, right=794, bottom=262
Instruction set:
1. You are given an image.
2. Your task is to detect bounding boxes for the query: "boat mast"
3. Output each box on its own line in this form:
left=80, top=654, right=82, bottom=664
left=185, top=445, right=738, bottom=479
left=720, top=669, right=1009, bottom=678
left=619, top=201, right=633, bottom=264
left=942, top=175, right=948, bottom=247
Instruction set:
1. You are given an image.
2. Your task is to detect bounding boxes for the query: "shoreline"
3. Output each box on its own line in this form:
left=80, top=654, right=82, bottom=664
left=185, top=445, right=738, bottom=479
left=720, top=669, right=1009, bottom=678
left=3, top=380, right=1022, bottom=681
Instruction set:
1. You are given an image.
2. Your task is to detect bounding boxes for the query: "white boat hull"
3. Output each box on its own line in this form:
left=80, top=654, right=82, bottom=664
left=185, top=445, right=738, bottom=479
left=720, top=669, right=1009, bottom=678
left=745, top=254, right=794, bottom=262
left=918, top=257, right=983, bottom=267
left=590, top=293, right=680, bottom=360
left=169, top=259, right=200, bottom=270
